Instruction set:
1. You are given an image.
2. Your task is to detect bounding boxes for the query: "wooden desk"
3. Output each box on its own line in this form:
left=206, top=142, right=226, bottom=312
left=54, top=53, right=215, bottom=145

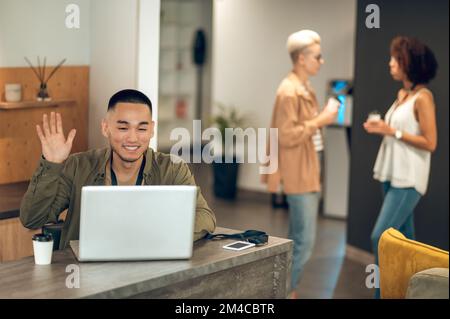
left=0, top=227, right=292, bottom=299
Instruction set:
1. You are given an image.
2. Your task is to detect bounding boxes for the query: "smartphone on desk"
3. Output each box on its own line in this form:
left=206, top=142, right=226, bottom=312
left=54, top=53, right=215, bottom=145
left=223, top=241, right=256, bottom=251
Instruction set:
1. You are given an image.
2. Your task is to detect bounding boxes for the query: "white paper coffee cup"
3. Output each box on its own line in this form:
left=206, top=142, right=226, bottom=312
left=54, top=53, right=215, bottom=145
left=326, top=97, right=341, bottom=112
left=32, top=233, right=54, bottom=265
left=367, top=113, right=381, bottom=122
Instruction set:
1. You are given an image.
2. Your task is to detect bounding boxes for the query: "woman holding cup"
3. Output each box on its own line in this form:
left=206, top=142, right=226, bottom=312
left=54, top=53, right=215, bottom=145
left=262, top=29, right=338, bottom=299
left=363, top=36, right=438, bottom=297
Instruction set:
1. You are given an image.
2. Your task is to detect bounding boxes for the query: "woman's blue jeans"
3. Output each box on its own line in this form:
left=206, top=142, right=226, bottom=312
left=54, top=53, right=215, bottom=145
left=286, top=192, right=320, bottom=290
left=371, top=181, right=421, bottom=298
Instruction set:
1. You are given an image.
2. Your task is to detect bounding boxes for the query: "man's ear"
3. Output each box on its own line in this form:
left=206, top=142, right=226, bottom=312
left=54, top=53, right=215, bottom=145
left=101, top=118, right=109, bottom=138
left=149, top=121, right=155, bottom=138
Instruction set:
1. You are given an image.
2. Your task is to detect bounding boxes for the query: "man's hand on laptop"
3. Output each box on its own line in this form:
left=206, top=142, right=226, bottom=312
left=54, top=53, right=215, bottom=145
left=36, top=112, right=76, bottom=164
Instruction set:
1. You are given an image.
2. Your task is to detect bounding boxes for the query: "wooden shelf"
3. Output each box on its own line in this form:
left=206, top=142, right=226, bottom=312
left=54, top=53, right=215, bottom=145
left=0, top=99, right=76, bottom=110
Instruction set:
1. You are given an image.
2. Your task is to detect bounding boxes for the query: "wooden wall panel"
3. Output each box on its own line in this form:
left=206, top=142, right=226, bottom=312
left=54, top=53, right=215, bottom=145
left=0, top=218, right=41, bottom=262
left=0, top=210, right=67, bottom=263
left=0, top=66, right=89, bottom=184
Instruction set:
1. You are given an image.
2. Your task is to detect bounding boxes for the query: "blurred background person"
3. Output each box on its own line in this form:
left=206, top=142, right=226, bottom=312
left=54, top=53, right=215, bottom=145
left=363, top=36, right=438, bottom=298
left=262, top=29, right=339, bottom=299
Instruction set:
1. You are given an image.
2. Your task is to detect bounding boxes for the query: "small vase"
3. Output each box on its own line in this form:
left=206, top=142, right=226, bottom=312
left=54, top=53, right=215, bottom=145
left=37, top=83, right=50, bottom=101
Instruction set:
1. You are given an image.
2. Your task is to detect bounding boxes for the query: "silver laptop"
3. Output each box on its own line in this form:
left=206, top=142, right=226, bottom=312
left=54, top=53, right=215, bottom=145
left=70, top=185, right=197, bottom=262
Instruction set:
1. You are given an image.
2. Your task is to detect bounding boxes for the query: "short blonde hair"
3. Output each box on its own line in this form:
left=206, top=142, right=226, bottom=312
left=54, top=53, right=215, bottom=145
left=287, top=29, right=321, bottom=64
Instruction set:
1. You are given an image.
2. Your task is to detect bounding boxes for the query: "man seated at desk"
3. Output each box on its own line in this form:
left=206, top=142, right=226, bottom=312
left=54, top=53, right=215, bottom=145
left=20, top=89, right=216, bottom=249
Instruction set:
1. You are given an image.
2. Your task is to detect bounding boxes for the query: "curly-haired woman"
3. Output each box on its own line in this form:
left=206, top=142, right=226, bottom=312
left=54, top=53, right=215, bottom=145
left=363, top=36, right=439, bottom=297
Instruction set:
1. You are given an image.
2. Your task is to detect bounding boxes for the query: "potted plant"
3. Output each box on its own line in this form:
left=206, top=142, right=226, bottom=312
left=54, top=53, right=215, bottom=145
left=210, top=103, right=247, bottom=200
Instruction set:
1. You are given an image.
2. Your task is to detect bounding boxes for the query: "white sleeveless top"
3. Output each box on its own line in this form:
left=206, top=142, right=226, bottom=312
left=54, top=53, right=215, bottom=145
left=373, top=90, right=431, bottom=195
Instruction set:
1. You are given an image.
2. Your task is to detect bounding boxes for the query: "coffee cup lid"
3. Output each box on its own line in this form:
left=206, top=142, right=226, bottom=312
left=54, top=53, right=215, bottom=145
left=32, top=233, right=53, bottom=242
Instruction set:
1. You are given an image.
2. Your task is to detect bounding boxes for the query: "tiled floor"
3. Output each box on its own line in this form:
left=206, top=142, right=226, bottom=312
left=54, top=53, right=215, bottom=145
left=190, top=162, right=374, bottom=299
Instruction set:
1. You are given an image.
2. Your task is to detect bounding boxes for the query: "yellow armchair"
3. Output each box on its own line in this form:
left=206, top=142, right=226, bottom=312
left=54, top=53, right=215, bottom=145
left=378, top=228, right=449, bottom=299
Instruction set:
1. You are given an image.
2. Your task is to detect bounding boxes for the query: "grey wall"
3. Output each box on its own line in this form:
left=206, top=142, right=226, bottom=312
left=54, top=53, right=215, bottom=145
left=0, top=0, right=90, bottom=67
left=348, top=0, right=449, bottom=252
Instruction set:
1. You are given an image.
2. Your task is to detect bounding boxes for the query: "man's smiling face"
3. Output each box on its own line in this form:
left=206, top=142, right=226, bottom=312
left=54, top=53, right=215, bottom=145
left=101, top=102, right=154, bottom=163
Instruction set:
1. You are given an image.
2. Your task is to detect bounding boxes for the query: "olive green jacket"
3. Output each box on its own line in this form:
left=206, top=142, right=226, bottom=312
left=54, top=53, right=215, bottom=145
left=20, top=147, right=217, bottom=249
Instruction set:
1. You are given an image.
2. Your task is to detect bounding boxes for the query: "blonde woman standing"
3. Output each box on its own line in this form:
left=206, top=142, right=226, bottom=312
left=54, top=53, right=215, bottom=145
left=262, top=30, right=338, bottom=298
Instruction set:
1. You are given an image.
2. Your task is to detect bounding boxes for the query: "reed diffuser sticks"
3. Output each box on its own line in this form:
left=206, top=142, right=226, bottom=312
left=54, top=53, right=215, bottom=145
left=24, top=56, right=66, bottom=101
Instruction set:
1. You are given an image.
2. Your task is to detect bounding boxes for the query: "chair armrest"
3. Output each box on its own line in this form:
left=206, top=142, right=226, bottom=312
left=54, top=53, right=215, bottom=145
left=406, top=268, right=449, bottom=299
left=42, top=220, right=64, bottom=251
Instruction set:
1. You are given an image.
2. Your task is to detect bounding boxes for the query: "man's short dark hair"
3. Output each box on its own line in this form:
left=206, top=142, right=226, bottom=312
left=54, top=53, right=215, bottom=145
left=108, top=89, right=152, bottom=113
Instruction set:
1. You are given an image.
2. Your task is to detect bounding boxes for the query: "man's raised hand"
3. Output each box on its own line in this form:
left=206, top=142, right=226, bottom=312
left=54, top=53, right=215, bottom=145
left=36, top=112, right=76, bottom=164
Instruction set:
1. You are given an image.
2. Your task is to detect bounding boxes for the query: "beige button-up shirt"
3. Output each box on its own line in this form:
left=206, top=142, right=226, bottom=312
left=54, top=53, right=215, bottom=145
left=262, top=72, right=322, bottom=194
